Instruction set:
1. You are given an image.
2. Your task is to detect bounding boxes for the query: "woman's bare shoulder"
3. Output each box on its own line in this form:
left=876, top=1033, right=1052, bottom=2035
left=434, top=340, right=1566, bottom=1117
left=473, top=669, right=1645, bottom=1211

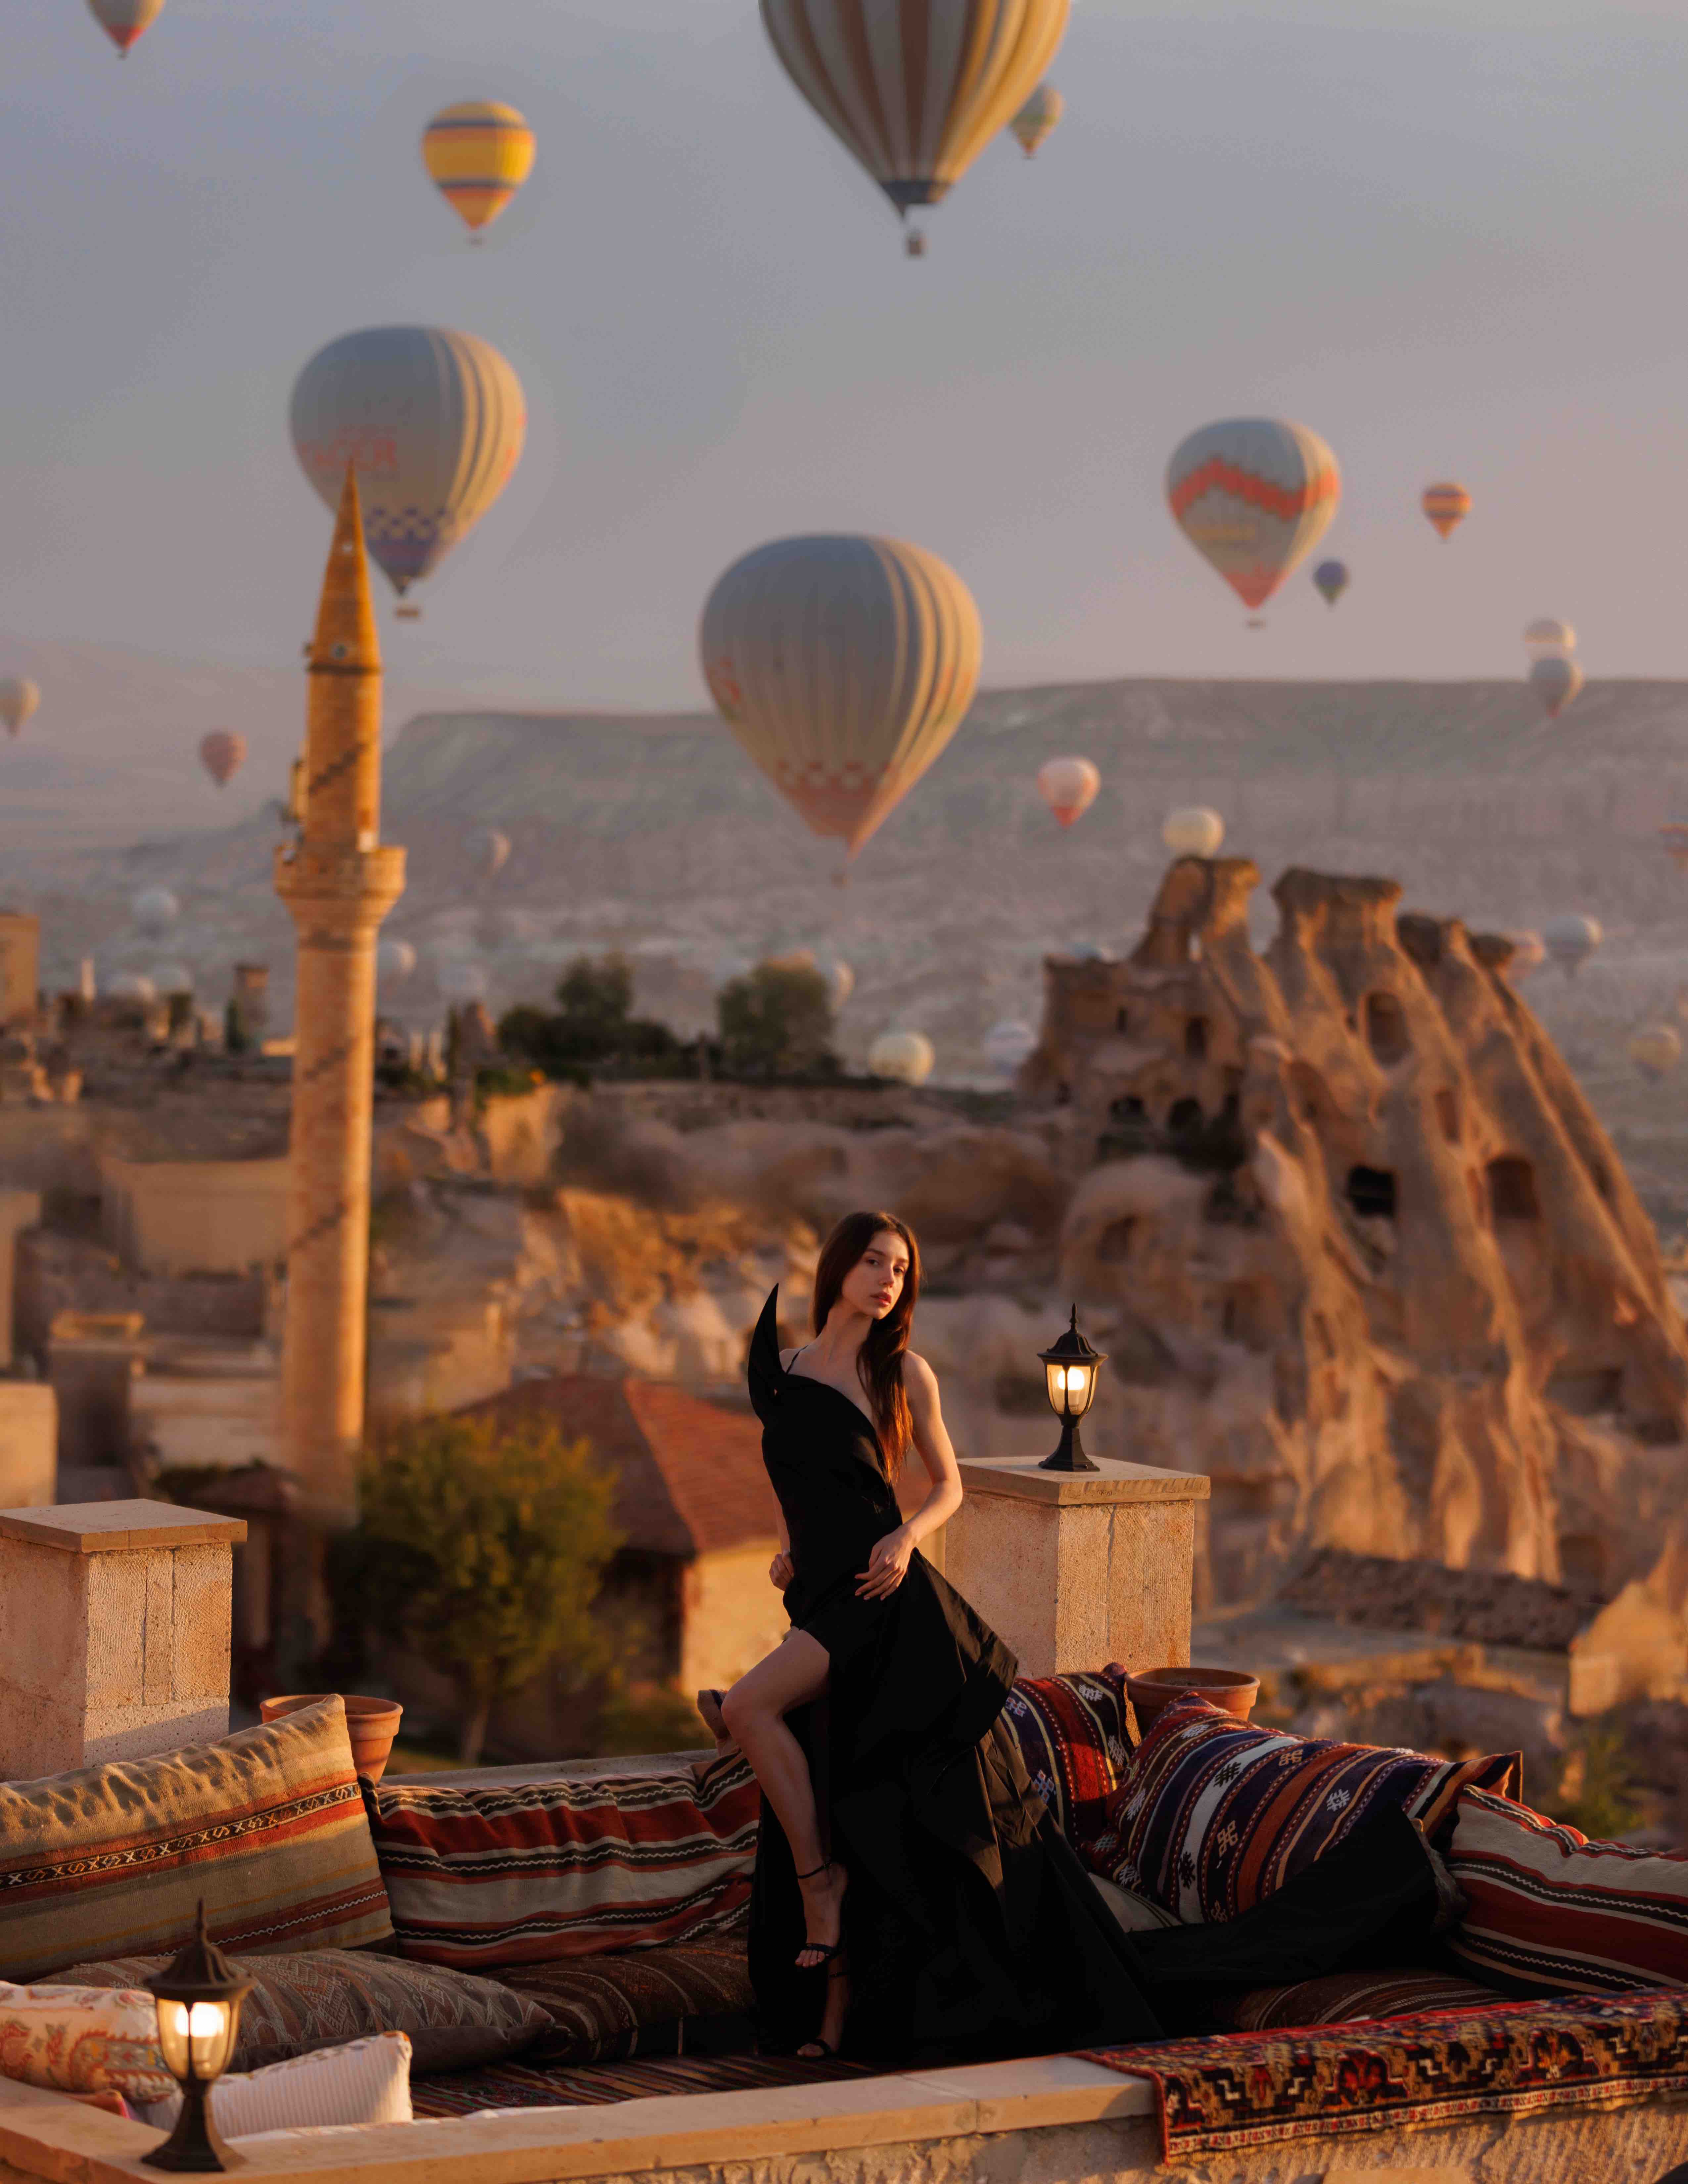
left=902, top=1349, right=940, bottom=1395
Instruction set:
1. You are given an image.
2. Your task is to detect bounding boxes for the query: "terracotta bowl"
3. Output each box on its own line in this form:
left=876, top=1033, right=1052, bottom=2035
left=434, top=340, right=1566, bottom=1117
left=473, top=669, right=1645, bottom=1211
left=1125, top=1665, right=1260, bottom=1735
left=260, top=1693, right=404, bottom=1783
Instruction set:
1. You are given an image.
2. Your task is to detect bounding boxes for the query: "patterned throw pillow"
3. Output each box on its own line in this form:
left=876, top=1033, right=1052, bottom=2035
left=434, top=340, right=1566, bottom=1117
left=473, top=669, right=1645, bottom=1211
left=364, top=1750, right=760, bottom=1970
left=0, top=1698, right=392, bottom=1980
left=1088, top=1693, right=1522, bottom=1924
left=498, top=1935, right=754, bottom=2063
left=1445, top=1787, right=1688, bottom=1997
left=142, top=2031, right=413, bottom=2137
left=1001, top=1665, right=1132, bottom=1846
left=1211, top=1966, right=1503, bottom=2032
left=53, top=1951, right=547, bottom=2075
left=0, top=1981, right=178, bottom=2104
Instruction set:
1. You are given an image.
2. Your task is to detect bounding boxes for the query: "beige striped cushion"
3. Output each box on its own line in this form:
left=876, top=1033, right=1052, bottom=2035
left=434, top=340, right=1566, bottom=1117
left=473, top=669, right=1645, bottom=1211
left=0, top=1698, right=392, bottom=1978
left=142, top=2031, right=413, bottom=2136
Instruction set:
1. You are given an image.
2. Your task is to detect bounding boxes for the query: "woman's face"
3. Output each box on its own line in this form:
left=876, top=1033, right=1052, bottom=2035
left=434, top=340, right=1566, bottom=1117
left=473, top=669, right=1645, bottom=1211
left=841, top=1229, right=910, bottom=1320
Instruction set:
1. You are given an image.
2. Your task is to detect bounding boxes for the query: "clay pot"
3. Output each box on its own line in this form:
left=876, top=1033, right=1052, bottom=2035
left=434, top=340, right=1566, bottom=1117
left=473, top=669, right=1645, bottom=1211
left=260, top=1693, right=404, bottom=1783
left=1125, top=1665, right=1260, bottom=1735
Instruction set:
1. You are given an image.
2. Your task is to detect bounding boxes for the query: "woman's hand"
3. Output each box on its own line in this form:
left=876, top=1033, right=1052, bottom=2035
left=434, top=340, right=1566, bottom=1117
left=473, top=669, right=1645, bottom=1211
left=769, top=1550, right=794, bottom=1590
left=858, top=1525, right=914, bottom=1600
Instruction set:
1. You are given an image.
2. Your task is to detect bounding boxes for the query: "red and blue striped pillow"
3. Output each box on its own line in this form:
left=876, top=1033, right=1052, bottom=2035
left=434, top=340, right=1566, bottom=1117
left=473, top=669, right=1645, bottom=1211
left=1001, top=1664, right=1132, bottom=1847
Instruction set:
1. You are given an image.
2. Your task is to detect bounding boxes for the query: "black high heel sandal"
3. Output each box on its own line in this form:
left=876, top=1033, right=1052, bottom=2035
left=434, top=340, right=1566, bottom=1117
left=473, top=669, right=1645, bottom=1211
left=797, top=1962, right=849, bottom=2059
left=793, top=1860, right=846, bottom=1970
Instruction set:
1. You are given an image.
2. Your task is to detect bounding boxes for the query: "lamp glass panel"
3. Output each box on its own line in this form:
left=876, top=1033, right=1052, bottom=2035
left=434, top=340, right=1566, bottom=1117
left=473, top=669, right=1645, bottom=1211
left=156, top=1999, right=191, bottom=2078
left=1045, top=1360, right=1071, bottom=1415
left=187, top=2000, right=237, bottom=2080
left=1064, top=1361, right=1097, bottom=1417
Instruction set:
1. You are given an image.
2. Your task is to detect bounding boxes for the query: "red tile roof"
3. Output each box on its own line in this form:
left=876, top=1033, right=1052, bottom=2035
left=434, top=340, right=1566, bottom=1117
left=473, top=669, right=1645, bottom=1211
left=457, top=1376, right=779, bottom=1562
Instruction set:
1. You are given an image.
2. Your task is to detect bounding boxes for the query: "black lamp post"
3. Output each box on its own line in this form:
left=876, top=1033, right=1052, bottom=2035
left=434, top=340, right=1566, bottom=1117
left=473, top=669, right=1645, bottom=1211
left=142, top=1903, right=252, bottom=2173
left=1037, top=1305, right=1107, bottom=1473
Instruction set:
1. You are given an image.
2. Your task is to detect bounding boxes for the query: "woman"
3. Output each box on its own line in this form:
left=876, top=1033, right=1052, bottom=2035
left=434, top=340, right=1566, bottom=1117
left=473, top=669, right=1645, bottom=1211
left=698, top=1210, right=1164, bottom=2065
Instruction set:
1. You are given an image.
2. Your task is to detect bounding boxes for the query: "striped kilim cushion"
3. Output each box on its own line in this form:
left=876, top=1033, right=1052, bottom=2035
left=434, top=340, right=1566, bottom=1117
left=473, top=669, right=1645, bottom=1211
left=0, top=1698, right=392, bottom=1979
left=1087, top=1694, right=1522, bottom=1923
left=1212, top=1965, right=1504, bottom=2032
left=1001, top=1665, right=1131, bottom=1846
left=365, top=1751, right=759, bottom=1969
left=1446, top=1786, right=1688, bottom=1996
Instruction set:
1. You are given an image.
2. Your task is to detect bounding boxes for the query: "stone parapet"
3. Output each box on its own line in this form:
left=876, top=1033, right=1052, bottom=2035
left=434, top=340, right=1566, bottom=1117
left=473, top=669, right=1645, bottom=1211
left=0, top=1498, right=245, bottom=1777
left=943, top=1454, right=1210, bottom=1680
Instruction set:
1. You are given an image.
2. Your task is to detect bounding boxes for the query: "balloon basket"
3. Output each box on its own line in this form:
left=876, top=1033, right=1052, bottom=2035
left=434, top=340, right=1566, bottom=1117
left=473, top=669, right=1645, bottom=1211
left=905, top=229, right=926, bottom=258
left=395, top=606, right=422, bottom=621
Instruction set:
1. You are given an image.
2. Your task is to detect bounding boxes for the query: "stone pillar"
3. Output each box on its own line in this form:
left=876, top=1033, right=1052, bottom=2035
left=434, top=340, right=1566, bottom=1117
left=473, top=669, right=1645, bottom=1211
left=274, top=466, right=405, bottom=1529
left=0, top=1500, right=246, bottom=1777
left=942, top=1454, right=1211, bottom=1680
left=0, top=1187, right=40, bottom=1365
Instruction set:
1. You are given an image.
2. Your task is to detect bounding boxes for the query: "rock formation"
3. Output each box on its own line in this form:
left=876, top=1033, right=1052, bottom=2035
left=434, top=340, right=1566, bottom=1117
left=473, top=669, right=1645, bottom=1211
left=1025, top=858, right=1688, bottom=1629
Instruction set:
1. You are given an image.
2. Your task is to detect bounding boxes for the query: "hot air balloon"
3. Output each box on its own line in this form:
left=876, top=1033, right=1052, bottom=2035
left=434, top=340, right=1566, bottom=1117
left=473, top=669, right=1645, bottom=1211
left=1065, top=939, right=1113, bottom=962
left=868, top=1029, right=934, bottom=1086
left=107, top=971, right=156, bottom=1002
left=0, top=680, right=40, bottom=738
left=468, top=827, right=511, bottom=879
left=1037, top=756, right=1100, bottom=829
left=421, top=101, right=536, bottom=240
left=985, top=1019, right=1037, bottom=1076
left=760, top=0, right=1069, bottom=251
left=290, top=328, right=526, bottom=600
left=1313, top=560, right=1349, bottom=607
left=87, top=0, right=165, bottom=53
left=814, top=947, right=855, bottom=1010
left=1163, top=807, right=1225, bottom=858
left=198, top=731, right=246, bottom=788
left=1166, top=420, right=1340, bottom=612
left=1422, top=482, right=1471, bottom=539
left=1504, top=930, right=1546, bottom=982
left=378, top=939, right=418, bottom=983
left=132, top=887, right=179, bottom=938
left=151, top=962, right=194, bottom=996
left=1530, top=653, right=1583, bottom=720
left=1010, top=83, right=1063, bottom=157
left=701, top=535, right=982, bottom=865
left=1543, top=913, right=1602, bottom=979
left=1628, top=1024, right=1681, bottom=1081
left=1524, top=618, right=1575, bottom=658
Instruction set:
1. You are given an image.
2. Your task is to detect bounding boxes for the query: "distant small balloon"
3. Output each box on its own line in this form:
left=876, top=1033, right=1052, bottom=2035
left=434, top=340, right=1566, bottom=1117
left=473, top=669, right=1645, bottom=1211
left=1065, top=939, right=1114, bottom=962
left=1313, top=560, right=1349, bottom=607
left=107, top=971, right=156, bottom=1001
left=1038, top=756, right=1101, bottom=829
left=1524, top=618, right=1575, bottom=658
left=1009, top=83, right=1064, bottom=158
left=0, top=679, right=40, bottom=737
left=151, top=962, right=194, bottom=996
left=1529, top=653, right=1583, bottom=720
left=469, top=828, right=511, bottom=879
left=378, top=939, right=418, bottom=983
left=422, top=101, right=536, bottom=238
left=1163, top=806, right=1225, bottom=858
left=86, top=0, right=165, bottom=53
left=984, top=1019, right=1037, bottom=1076
left=1504, top=930, right=1546, bottom=981
left=1542, top=912, right=1602, bottom=978
left=132, top=887, right=179, bottom=938
left=1422, top=482, right=1471, bottom=539
left=1628, top=1024, right=1681, bottom=1081
left=868, top=1029, right=934, bottom=1086
left=199, top=730, right=246, bottom=788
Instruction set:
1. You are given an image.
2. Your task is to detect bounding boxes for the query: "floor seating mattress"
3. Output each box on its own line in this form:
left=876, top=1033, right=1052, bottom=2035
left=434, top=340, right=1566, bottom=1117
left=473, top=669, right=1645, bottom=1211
left=409, top=2049, right=871, bottom=2116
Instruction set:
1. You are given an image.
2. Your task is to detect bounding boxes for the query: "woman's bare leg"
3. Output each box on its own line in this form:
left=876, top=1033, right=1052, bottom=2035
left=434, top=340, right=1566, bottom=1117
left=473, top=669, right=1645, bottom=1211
left=720, top=1633, right=848, bottom=1969
left=696, top=1689, right=733, bottom=1749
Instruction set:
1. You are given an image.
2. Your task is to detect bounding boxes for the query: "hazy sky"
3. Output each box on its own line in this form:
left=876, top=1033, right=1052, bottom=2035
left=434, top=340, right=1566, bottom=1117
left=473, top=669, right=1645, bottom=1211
left=7, top=0, right=1688, bottom=707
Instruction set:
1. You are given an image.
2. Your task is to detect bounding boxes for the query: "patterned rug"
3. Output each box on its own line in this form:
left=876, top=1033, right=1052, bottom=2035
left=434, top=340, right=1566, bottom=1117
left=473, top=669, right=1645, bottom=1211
left=411, top=2049, right=870, bottom=2118
left=1083, top=1988, right=1688, bottom=2160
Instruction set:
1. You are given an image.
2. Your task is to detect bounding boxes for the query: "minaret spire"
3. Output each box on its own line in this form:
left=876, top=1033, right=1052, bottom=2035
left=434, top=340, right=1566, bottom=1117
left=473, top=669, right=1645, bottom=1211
left=275, top=468, right=406, bottom=1538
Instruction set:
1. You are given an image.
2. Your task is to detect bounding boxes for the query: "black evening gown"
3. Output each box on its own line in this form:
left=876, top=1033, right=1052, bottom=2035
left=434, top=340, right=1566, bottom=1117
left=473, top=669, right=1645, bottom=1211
left=743, top=1288, right=1164, bottom=2065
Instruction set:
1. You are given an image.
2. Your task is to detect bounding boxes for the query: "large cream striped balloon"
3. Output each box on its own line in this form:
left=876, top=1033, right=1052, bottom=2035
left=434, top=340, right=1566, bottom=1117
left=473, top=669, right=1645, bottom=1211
left=701, top=535, right=982, bottom=860
left=760, top=0, right=1069, bottom=221
left=290, top=327, right=525, bottom=599
left=1166, top=419, right=1340, bottom=612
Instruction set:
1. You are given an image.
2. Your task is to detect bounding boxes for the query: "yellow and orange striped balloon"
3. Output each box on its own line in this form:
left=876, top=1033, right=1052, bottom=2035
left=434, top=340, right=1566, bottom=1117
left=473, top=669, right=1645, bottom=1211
left=421, top=102, right=536, bottom=239
left=1421, top=481, right=1471, bottom=539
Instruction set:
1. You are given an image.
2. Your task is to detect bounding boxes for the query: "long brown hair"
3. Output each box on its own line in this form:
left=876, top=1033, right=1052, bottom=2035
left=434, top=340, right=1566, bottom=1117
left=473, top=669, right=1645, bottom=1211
left=811, top=1210, right=920, bottom=1480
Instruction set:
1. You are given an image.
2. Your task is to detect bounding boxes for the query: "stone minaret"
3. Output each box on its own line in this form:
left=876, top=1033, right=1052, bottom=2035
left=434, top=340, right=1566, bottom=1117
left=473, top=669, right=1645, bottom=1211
left=275, top=466, right=405, bottom=1527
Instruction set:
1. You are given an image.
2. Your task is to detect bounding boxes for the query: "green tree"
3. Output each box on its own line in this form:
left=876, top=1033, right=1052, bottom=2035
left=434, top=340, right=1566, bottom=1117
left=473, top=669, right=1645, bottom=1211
left=499, top=953, right=682, bottom=1077
left=717, top=962, right=836, bottom=1078
left=353, top=1412, right=621, bottom=1764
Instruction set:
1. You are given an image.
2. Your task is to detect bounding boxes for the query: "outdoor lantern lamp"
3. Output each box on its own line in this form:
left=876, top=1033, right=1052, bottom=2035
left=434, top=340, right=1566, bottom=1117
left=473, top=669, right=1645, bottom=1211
left=142, top=1902, right=252, bottom=2173
left=1038, top=1305, right=1107, bottom=1474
